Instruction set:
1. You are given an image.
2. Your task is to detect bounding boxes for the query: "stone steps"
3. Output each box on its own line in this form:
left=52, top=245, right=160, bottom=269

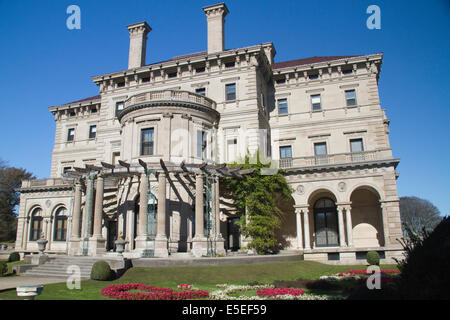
left=23, top=257, right=99, bottom=278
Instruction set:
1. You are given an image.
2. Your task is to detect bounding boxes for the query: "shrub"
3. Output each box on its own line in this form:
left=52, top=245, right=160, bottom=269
left=90, top=261, right=113, bottom=281
left=395, top=216, right=450, bottom=300
left=8, top=252, right=20, bottom=263
left=0, top=261, right=7, bottom=277
left=366, top=251, right=380, bottom=266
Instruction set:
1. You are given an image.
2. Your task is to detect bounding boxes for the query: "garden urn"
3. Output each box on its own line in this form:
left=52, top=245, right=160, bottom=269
left=115, top=238, right=128, bottom=256
left=37, top=238, right=48, bottom=255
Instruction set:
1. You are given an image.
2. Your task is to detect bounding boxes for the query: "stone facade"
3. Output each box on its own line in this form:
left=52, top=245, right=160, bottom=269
left=15, top=3, right=403, bottom=264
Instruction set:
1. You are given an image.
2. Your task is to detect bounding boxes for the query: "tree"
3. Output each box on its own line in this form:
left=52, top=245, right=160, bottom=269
left=399, top=196, right=442, bottom=237
left=0, top=159, right=35, bottom=241
left=221, top=152, right=293, bottom=254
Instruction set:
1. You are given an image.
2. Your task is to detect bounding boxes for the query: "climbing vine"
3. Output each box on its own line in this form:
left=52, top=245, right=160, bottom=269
left=221, top=152, right=293, bottom=254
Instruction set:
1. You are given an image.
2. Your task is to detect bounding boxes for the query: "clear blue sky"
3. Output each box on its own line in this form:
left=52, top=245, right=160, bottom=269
left=0, top=0, right=449, bottom=215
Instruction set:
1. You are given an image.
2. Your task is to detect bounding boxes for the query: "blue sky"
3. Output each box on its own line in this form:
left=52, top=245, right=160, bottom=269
left=0, top=0, right=449, bottom=215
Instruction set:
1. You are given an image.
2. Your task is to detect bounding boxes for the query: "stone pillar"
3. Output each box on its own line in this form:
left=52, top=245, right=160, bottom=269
left=295, top=208, right=303, bottom=250
left=380, top=202, right=391, bottom=247
left=135, top=172, right=149, bottom=251
left=81, top=174, right=95, bottom=256
left=302, top=208, right=311, bottom=250
left=89, top=175, right=106, bottom=255
left=344, top=205, right=353, bottom=247
left=214, top=176, right=225, bottom=255
left=337, top=205, right=346, bottom=247
left=154, top=172, right=168, bottom=257
left=71, top=182, right=82, bottom=239
left=192, top=174, right=207, bottom=257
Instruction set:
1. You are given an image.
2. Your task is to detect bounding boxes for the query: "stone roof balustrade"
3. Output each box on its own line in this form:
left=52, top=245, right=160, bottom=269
left=124, top=90, right=217, bottom=110
left=279, top=149, right=395, bottom=170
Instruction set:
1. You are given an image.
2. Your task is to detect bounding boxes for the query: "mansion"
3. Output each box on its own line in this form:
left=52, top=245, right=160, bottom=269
left=15, top=3, right=403, bottom=264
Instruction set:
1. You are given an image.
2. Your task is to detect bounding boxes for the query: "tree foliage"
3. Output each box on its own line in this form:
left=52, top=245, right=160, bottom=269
left=399, top=196, right=442, bottom=236
left=221, top=152, right=293, bottom=254
left=0, top=159, right=35, bottom=241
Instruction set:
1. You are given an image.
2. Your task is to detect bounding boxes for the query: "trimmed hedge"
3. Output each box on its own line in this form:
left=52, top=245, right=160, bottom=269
left=8, top=252, right=20, bottom=263
left=0, top=261, right=7, bottom=277
left=366, top=251, right=380, bottom=266
left=90, top=261, right=113, bottom=281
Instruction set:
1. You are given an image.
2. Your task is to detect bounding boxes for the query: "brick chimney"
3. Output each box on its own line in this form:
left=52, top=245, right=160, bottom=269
left=203, top=3, right=229, bottom=54
left=127, top=21, right=151, bottom=69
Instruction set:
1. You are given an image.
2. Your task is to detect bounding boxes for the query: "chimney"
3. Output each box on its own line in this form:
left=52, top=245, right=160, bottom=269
left=127, top=21, right=152, bottom=69
left=203, top=3, right=229, bottom=54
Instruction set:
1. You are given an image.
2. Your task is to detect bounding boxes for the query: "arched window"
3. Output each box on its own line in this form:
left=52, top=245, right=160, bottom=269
left=54, top=207, right=68, bottom=241
left=29, top=208, right=43, bottom=241
left=314, top=198, right=339, bottom=247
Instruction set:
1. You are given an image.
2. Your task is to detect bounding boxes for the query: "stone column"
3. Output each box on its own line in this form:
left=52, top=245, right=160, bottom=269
left=71, top=182, right=82, bottom=239
left=154, top=172, right=168, bottom=257
left=344, top=205, right=353, bottom=247
left=302, top=208, right=311, bottom=250
left=337, top=206, right=346, bottom=247
left=135, top=172, right=149, bottom=251
left=380, top=202, right=390, bottom=247
left=84, top=175, right=95, bottom=239
left=89, top=175, right=106, bottom=255
left=214, top=176, right=225, bottom=255
left=192, top=173, right=207, bottom=257
left=295, top=208, right=303, bottom=250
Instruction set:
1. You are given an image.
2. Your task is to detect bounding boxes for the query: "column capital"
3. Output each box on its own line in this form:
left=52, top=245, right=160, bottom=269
left=294, top=205, right=309, bottom=214
left=336, top=202, right=352, bottom=210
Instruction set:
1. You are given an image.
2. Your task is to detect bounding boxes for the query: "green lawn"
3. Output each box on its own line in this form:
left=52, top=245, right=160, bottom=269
left=0, top=260, right=398, bottom=300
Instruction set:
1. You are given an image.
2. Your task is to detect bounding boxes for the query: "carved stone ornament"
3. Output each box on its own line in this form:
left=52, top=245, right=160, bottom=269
left=45, top=200, right=52, bottom=208
left=338, top=182, right=347, bottom=192
left=296, top=185, right=305, bottom=195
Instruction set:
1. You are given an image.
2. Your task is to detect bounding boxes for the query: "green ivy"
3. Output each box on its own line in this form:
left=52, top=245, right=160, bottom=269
left=221, top=151, right=293, bottom=254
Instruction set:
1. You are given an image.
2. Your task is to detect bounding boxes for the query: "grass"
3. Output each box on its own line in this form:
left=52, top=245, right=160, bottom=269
left=0, top=260, right=398, bottom=300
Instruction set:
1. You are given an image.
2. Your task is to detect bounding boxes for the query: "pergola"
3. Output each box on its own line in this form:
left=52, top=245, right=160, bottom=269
left=63, top=159, right=254, bottom=257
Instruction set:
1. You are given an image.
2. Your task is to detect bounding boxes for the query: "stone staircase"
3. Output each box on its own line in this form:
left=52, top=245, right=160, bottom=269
left=22, top=256, right=101, bottom=279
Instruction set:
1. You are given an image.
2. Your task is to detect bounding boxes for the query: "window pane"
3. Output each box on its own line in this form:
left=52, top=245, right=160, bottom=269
left=311, top=94, right=321, bottom=110
left=67, top=129, right=74, bottom=141
left=314, top=142, right=327, bottom=155
left=278, top=99, right=288, bottom=114
left=345, top=90, right=357, bottom=106
left=226, top=83, right=236, bottom=101
left=350, top=139, right=364, bottom=152
left=279, top=146, right=292, bottom=159
left=115, top=101, right=124, bottom=117
left=89, top=125, right=96, bottom=139
left=141, top=128, right=154, bottom=155
left=195, top=88, right=206, bottom=96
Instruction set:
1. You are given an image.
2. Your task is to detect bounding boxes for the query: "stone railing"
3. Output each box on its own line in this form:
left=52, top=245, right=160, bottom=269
left=124, top=90, right=217, bottom=110
left=21, top=178, right=71, bottom=188
left=279, top=150, right=392, bottom=169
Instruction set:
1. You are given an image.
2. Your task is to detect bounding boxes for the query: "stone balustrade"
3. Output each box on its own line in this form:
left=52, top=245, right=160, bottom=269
left=279, top=149, right=393, bottom=169
left=124, top=90, right=217, bottom=110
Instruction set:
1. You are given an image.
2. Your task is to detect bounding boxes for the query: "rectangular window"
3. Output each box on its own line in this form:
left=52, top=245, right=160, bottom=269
left=195, top=87, right=206, bottom=96
left=67, top=128, right=75, bottom=142
left=62, top=167, right=72, bottom=174
left=314, top=142, right=328, bottom=165
left=167, top=72, right=177, bottom=78
left=225, top=83, right=236, bottom=101
left=90, top=107, right=97, bottom=113
left=117, top=81, right=125, bottom=88
left=350, top=138, right=364, bottom=162
left=141, top=128, right=154, bottom=156
left=342, top=68, right=353, bottom=75
left=115, top=101, right=124, bottom=117
left=275, top=78, right=286, bottom=85
left=227, top=138, right=238, bottom=163
left=277, top=98, right=288, bottom=115
left=308, top=74, right=319, bottom=80
left=141, top=77, right=150, bottom=83
left=89, top=125, right=97, bottom=139
left=197, top=130, right=207, bottom=159
left=311, top=94, right=322, bottom=111
left=345, top=89, right=357, bottom=106
left=279, top=146, right=292, bottom=159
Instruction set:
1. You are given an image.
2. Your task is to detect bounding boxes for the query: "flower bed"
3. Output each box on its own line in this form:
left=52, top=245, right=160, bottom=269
left=101, top=283, right=209, bottom=300
left=257, top=288, right=305, bottom=297
left=337, top=269, right=400, bottom=277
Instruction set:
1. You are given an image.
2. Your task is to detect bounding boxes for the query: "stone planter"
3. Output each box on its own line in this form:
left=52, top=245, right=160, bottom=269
left=37, top=238, right=48, bottom=255
left=115, top=238, right=128, bottom=256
